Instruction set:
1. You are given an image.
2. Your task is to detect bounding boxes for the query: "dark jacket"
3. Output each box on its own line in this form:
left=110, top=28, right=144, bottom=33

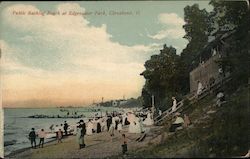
left=29, top=130, right=36, bottom=139
left=80, top=123, right=86, bottom=136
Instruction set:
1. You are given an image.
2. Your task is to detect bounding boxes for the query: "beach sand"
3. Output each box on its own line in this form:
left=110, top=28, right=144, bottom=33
left=6, top=126, right=163, bottom=159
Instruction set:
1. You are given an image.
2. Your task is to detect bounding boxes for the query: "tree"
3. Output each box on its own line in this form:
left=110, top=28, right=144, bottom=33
left=209, top=0, right=250, bottom=83
left=181, top=4, right=211, bottom=71
left=141, top=45, right=186, bottom=110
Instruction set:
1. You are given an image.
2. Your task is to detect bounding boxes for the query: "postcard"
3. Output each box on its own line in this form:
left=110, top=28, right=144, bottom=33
left=0, top=0, right=249, bottom=158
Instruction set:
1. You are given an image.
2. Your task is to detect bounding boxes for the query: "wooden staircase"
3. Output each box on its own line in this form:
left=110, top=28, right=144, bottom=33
left=154, top=75, right=232, bottom=125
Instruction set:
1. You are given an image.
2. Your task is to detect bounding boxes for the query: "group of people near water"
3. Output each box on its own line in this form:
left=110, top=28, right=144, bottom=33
left=28, top=109, right=155, bottom=155
left=28, top=121, right=69, bottom=148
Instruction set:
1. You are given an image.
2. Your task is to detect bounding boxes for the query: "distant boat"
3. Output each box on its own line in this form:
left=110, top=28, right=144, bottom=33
left=45, top=126, right=75, bottom=139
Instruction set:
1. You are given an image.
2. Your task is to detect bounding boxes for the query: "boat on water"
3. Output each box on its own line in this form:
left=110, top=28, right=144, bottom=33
left=45, top=126, right=76, bottom=139
left=45, top=132, right=57, bottom=139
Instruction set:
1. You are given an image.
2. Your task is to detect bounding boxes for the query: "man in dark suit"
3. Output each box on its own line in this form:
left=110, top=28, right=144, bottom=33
left=79, top=119, right=86, bottom=148
left=107, top=116, right=112, bottom=131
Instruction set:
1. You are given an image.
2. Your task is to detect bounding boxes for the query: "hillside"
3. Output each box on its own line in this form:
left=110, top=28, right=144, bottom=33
left=127, top=82, right=250, bottom=158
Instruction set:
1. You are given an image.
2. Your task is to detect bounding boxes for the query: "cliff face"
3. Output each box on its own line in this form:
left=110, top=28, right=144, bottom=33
left=131, top=83, right=250, bottom=158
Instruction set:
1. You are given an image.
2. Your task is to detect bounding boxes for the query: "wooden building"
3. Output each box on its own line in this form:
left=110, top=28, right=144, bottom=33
left=189, top=30, right=235, bottom=94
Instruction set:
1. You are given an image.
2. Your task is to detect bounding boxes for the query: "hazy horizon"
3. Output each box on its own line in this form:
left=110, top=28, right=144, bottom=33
left=0, top=1, right=212, bottom=108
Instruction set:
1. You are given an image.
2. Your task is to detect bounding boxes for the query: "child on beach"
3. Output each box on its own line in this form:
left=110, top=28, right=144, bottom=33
left=38, top=129, right=46, bottom=148
left=57, top=129, right=63, bottom=143
left=121, top=134, right=128, bottom=155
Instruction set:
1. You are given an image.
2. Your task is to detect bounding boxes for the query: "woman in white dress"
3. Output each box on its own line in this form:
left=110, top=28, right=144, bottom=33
left=122, top=113, right=127, bottom=126
left=128, top=114, right=142, bottom=133
left=143, top=112, right=154, bottom=126
left=128, top=113, right=136, bottom=133
left=171, top=97, right=177, bottom=112
left=139, top=117, right=144, bottom=133
left=92, top=118, right=98, bottom=133
left=197, top=81, right=204, bottom=95
left=133, top=116, right=142, bottom=133
left=101, top=117, right=107, bottom=132
left=117, top=120, right=122, bottom=133
left=86, top=120, right=93, bottom=135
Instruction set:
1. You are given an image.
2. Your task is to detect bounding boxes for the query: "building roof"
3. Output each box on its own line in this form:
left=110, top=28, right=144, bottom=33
left=192, top=29, right=236, bottom=65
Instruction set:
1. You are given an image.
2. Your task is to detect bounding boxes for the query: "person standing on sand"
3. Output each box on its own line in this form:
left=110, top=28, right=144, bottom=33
left=121, top=134, right=128, bottom=155
left=109, top=123, right=115, bottom=137
left=55, top=125, right=59, bottom=139
left=86, top=119, right=94, bottom=135
left=64, top=121, right=69, bottom=136
left=29, top=128, right=37, bottom=148
left=117, top=120, right=122, bottom=133
left=97, top=120, right=102, bottom=133
left=79, top=119, right=86, bottom=148
left=76, top=124, right=84, bottom=149
left=38, top=129, right=46, bottom=148
left=101, top=117, right=107, bottom=132
left=57, top=129, right=63, bottom=143
left=107, top=116, right=112, bottom=131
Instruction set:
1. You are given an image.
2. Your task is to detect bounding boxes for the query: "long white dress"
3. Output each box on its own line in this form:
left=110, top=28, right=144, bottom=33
left=112, top=117, right=116, bottom=125
left=122, top=114, right=127, bottom=126
left=139, top=117, right=144, bottom=132
left=117, top=123, right=122, bottom=132
left=134, top=117, right=142, bottom=133
left=101, top=118, right=107, bottom=132
left=128, top=113, right=136, bottom=133
left=128, top=115, right=142, bottom=133
left=86, top=121, right=93, bottom=135
left=143, top=113, right=154, bottom=126
left=197, top=82, right=203, bottom=95
left=172, top=99, right=177, bottom=112
left=92, top=120, right=98, bottom=133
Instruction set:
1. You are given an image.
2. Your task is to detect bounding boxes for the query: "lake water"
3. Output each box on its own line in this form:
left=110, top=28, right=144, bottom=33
left=3, top=107, right=122, bottom=156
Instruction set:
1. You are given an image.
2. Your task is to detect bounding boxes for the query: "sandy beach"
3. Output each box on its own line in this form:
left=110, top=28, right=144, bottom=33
left=6, top=125, right=163, bottom=159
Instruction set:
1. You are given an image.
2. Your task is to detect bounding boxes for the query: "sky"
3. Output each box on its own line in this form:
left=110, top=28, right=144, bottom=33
left=0, top=1, right=213, bottom=108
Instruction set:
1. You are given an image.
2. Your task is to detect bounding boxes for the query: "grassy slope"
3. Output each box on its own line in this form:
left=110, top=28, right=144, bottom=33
left=129, top=83, right=250, bottom=158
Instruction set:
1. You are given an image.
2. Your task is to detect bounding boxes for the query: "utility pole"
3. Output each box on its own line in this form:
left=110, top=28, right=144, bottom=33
left=151, top=95, right=155, bottom=107
left=151, top=95, right=155, bottom=117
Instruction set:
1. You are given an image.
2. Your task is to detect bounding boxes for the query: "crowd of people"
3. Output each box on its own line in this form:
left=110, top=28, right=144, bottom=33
left=27, top=109, right=155, bottom=154
left=27, top=91, right=225, bottom=156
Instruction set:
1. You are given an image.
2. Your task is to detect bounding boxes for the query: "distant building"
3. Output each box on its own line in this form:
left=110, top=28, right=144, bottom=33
left=111, top=99, right=128, bottom=107
left=119, top=100, right=127, bottom=105
left=112, top=100, right=118, bottom=107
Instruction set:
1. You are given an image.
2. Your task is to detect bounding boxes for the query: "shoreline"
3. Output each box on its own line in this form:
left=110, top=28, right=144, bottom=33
left=5, top=136, right=59, bottom=158
left=5, top=126, right=163, bottom=159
